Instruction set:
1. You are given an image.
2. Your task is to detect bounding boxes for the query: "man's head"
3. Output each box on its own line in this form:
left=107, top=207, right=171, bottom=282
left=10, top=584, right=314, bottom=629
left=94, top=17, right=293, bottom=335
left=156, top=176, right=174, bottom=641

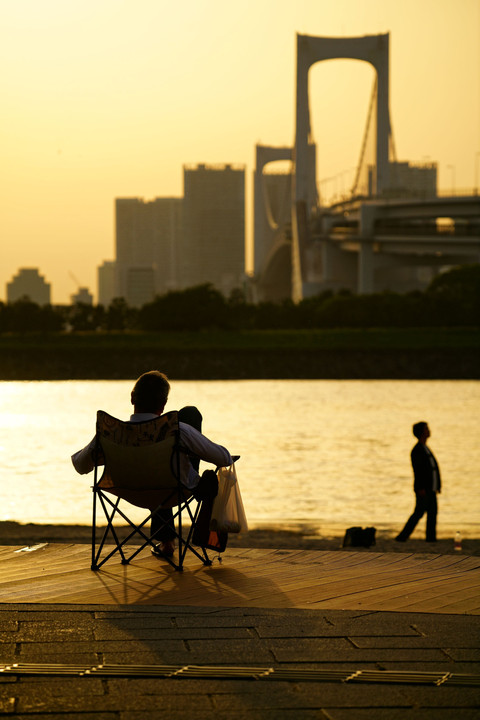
left=131, top=370, right=170, bottom=414
left=413, top=421, right=430, bottom=442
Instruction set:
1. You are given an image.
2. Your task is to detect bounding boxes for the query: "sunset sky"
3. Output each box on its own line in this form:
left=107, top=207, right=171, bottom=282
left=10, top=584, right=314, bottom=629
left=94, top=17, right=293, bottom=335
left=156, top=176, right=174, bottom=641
left=1, top=0, right=479, bottom=303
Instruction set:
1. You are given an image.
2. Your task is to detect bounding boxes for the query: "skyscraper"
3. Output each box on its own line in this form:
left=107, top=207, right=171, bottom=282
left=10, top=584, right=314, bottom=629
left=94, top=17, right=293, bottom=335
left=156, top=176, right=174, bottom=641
left=182, top=164, right=245, bottom=295
left=115, top=197, right=182, bottom=307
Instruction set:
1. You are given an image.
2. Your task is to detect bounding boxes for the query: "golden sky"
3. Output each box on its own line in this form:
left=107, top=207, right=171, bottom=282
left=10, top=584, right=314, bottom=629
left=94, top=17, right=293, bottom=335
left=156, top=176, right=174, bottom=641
left=1, top=0, right=479, bottom=303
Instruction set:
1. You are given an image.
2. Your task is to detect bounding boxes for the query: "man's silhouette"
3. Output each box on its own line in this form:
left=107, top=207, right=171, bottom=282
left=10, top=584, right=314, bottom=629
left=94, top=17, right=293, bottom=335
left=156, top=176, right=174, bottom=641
left=395, top=421, right=441, bottom=543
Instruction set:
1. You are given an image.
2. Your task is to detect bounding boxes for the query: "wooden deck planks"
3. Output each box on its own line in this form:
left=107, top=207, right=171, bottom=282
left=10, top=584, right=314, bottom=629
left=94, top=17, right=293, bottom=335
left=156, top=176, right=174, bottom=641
left=0, top=543, right=479, bottom=614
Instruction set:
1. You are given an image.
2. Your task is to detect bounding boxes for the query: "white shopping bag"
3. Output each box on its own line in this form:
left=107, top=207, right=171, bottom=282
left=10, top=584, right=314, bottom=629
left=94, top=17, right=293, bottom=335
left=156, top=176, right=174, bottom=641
left=210, top=462, right=248, bottom=534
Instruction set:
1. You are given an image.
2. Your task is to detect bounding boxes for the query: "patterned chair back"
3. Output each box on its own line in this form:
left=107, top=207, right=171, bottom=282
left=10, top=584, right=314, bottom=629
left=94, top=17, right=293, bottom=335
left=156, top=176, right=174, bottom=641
left=95, top=410, right=185, bottom=509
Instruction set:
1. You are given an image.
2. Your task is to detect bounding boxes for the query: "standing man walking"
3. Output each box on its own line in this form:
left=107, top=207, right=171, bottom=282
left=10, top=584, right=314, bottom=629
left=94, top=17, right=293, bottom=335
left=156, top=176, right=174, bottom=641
left=395, top=421, right=441, bottom=543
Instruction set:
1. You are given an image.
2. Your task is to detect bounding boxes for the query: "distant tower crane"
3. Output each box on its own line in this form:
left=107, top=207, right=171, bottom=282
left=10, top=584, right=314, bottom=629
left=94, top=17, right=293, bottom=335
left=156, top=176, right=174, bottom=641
left=69, top=271, right=81, bottom=291
left=68, top=272, right=93, bottom=305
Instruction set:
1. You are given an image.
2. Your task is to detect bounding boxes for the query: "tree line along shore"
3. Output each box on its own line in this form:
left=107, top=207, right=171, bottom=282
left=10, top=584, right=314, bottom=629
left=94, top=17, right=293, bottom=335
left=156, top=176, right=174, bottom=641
left=0, top=327, right=478, bottom=380
left=1, top=265, right=478, bottom=380
left=0, top=264, right=479, bottom=335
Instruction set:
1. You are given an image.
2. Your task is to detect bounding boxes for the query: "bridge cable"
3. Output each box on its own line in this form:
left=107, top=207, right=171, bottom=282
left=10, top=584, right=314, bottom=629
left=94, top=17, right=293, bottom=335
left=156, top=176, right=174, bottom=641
left=351, top=77, right=377, bottom=196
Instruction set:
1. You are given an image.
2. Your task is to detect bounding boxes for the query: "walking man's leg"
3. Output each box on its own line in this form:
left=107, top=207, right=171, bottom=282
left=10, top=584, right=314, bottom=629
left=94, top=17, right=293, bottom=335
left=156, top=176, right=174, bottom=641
left=395, top=495, right=426, bottom=542
left=425, top=492, right=438, bottom=542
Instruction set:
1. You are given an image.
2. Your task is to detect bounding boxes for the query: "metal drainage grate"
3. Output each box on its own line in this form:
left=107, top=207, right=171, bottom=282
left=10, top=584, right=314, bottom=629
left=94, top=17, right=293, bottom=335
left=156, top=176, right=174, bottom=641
left=1, top=663, right=479, bottom=686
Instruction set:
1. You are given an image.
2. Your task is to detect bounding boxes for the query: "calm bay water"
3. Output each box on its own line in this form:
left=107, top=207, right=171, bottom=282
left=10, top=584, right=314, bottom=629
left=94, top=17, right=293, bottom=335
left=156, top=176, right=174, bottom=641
left=0, top=379, right=478, bottom=535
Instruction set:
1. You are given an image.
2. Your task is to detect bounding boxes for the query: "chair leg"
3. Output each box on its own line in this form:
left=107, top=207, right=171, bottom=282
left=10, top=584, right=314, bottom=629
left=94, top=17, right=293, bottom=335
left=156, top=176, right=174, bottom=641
left=92, top=491, right=217, bottom=571
left=183, top=518, right=212, bottom=567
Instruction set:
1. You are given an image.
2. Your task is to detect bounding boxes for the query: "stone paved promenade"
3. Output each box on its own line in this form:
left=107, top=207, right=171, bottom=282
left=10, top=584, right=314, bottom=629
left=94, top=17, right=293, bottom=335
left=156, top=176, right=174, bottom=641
left=0, top=604, right=479, bottom=719
left=0, top=541, right=479, bottom=718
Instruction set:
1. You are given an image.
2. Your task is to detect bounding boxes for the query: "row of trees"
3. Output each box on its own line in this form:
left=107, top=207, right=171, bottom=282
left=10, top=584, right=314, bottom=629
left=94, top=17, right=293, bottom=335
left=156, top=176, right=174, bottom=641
left=0, top=265, right=478, bottom=333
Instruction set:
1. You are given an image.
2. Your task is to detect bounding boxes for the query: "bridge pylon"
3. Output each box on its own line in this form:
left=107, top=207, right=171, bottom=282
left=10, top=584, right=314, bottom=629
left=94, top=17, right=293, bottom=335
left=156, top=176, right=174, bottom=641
left=293, top=32, right=390, bottom=301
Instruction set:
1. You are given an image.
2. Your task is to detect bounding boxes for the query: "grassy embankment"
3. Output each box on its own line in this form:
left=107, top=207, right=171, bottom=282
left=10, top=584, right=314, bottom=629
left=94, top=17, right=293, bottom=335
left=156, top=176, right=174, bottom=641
left=0, top=327, right=478, bottom=380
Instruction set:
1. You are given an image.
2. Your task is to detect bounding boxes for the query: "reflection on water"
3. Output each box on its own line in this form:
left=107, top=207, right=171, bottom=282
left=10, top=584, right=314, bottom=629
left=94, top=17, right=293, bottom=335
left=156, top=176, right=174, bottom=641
left=0, top=379, right=478, bottom=533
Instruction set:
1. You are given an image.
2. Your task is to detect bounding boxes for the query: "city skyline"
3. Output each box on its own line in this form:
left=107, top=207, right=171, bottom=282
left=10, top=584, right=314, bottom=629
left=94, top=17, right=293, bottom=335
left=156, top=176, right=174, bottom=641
left=1, top=0, right=479, bottom=303
left=113, top=163, right=245, bottom=307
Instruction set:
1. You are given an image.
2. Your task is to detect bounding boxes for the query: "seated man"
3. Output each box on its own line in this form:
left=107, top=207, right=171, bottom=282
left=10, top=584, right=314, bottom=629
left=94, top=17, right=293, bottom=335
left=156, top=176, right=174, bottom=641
left=72, top=370, right=232, bottom=558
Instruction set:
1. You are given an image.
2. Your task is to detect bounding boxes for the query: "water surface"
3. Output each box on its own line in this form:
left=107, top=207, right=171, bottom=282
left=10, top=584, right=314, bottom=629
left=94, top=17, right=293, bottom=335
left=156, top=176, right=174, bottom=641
left=0, top=379, right=478, bottom=535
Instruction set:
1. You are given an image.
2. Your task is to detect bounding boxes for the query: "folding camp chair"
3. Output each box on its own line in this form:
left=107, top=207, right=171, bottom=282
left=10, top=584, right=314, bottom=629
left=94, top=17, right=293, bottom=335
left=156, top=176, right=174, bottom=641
left=91, top=410, right=212, bottom=572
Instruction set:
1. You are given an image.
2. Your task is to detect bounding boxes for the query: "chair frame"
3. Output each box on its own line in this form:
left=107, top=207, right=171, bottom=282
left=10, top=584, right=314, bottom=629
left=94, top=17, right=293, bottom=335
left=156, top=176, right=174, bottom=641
left=91, top=411, right=212, bottom=572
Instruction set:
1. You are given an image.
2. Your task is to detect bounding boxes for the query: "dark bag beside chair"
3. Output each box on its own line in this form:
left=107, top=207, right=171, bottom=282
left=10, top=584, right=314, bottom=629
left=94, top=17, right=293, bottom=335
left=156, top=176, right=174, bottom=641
left=192, top=496, right=228, bottom=553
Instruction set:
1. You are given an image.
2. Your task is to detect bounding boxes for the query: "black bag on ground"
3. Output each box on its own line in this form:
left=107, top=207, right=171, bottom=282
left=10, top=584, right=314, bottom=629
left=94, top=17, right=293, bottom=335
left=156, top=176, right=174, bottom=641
left=342, top=526, right=376, bottom=548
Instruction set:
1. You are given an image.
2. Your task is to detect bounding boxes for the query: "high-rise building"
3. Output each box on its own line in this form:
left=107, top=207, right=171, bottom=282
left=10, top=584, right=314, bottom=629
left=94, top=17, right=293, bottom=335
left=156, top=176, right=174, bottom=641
left=6, top=268, right=51, bottom=305
left=182, top=164, right=245, bottom=295
left=115, top=197, right=182, bottom=307
left=126, top=267, right=156, bottom=308
left=97, top=260, right=116, bottom=307
left=387, top=161, right=438, bottom=199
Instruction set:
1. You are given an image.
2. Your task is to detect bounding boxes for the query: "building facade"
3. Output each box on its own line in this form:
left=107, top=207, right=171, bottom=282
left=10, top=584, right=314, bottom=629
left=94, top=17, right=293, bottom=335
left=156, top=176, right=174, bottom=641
left=115, top=197, right=182, bottom=307
left=97, top=260, right=116, bottom=307
left=182, top=164, right=245, bottom=296
left=387, top=161, right=438, bottom=199
left=6, top=268, right=51, bottom=305
left=71, top=287, right=93, bottom=305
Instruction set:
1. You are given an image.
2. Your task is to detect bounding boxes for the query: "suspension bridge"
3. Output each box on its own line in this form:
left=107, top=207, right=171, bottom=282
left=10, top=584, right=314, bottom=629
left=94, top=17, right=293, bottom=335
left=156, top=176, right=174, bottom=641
left=253, top=33, right=480, bottom=302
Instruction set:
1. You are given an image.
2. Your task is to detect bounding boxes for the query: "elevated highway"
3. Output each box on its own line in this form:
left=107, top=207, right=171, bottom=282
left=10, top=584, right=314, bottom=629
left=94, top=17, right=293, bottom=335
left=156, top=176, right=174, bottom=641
left=316, top=195, right=480, bottom=293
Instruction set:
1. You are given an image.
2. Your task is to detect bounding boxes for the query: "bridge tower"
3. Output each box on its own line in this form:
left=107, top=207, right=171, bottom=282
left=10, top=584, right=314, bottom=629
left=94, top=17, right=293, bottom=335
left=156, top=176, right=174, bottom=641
left=293, top=33, right=390, bottom=301
left=253, top=143, right=318, bottom=302
left=253, top=145, right=293, bottom=279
